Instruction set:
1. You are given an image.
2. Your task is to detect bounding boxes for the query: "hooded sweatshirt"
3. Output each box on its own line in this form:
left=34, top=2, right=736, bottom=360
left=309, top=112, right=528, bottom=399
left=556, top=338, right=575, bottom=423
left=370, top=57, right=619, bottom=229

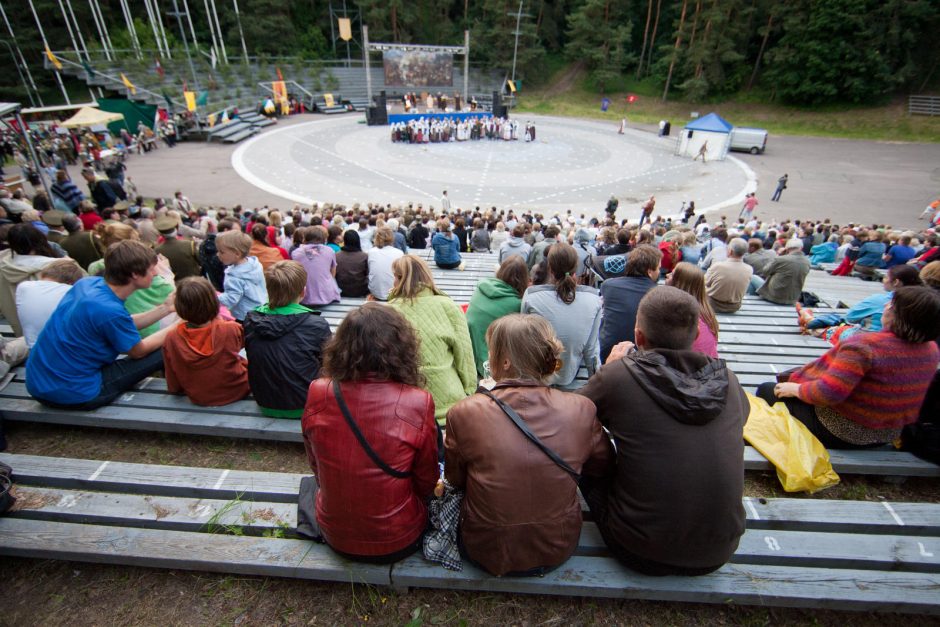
left=0, top=251, right=58, bottom=336
left=218, top=256, right=268, bottom=321
left=578, top=348, right=748, bottom=570
left=465, top=277, right=523, bottom=377
left=244, top=303, right=332, bottom=418
left=498, top=236, right=532, bottom=264
left=163, top=318, right=250, bottom=406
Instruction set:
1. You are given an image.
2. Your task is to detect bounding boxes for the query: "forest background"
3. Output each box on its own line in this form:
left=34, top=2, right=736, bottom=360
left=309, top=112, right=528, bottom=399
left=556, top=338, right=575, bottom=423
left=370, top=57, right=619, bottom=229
left=2, top=0, right=940, bottom=134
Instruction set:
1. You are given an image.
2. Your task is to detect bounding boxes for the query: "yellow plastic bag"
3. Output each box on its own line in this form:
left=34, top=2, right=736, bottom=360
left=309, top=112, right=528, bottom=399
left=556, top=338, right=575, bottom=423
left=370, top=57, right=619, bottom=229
left=743, top=392, right=840, bottom=493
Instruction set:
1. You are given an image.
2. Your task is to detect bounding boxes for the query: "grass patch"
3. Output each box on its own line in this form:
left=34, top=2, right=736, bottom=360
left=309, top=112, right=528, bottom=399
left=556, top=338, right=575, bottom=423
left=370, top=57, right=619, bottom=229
left=516, top=71, right=940, bottom=142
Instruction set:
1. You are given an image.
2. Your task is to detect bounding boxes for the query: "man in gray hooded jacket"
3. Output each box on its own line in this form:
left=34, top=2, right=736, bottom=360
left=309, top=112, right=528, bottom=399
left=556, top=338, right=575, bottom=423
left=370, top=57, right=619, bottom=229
left=579, top=285, right=748, bottom=576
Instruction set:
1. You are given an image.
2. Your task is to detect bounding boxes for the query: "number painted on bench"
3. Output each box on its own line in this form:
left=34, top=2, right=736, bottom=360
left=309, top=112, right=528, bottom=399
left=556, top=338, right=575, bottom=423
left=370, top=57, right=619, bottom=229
left=764, top=536, right=781, bottom=551
left=919, top=543, right=934, bottom=558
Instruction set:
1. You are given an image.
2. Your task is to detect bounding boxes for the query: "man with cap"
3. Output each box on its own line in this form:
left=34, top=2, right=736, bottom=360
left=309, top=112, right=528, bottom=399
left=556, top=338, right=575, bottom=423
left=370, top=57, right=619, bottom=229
left=754, top=239, right=811, bottom=305
left=154, top=212, right=202, bottom=281
left=60, top=214, right=105, bottom=270
left=42, top=210, right=70, bottom=244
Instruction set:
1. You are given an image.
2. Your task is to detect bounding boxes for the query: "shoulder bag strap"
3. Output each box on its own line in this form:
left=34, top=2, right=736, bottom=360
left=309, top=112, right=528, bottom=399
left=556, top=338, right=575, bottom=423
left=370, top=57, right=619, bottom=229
left=332, top=380, right=412, bottom=479
left=477, top=387, right=581, bottom=482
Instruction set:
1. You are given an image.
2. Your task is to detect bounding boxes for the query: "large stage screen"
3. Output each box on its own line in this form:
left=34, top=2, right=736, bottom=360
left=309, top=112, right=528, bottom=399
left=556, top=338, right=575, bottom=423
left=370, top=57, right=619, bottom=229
left=383, top=51, right=453, bottom=87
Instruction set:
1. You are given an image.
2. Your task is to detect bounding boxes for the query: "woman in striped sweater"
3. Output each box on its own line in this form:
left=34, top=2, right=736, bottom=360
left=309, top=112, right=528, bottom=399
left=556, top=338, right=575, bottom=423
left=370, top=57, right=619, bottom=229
left=758, top=286, right=940, bottom=448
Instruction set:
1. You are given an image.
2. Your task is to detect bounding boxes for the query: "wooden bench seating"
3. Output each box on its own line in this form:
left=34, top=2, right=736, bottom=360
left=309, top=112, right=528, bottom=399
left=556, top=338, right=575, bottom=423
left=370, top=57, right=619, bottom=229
left=2, top=453, right=938, bottom=614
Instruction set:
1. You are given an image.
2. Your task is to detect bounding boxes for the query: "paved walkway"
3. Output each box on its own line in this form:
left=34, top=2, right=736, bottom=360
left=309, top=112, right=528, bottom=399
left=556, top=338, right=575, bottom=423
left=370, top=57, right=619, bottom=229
left=59, top=113, right=940, bottom=228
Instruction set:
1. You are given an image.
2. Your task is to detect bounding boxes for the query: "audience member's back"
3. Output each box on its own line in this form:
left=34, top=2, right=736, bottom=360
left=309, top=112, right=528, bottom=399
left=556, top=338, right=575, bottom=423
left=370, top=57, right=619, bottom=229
left=598, top=245, right=662, bottom=362
left=579, top=286, right=747, bottom=576
left=244, top=261, right=332, bottom=418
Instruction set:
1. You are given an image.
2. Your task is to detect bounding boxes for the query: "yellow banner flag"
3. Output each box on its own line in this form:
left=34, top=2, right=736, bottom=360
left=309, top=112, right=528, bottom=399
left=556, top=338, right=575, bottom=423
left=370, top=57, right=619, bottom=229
left=338, top=18, right=352, bottom=41
left=324, top=93, right=335, bottom=108
left=272, top=81, right=287, bottom=102
left=45, top=45, right=62, bottom=71
left=184, top=91, right=197, bottom=112
left=121, top=73, right=136, bottom=95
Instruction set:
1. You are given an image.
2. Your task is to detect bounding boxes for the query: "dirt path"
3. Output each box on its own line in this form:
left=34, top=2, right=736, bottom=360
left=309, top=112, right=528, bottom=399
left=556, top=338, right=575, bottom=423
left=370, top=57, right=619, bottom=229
left=542, top=60, right=586, bottom=97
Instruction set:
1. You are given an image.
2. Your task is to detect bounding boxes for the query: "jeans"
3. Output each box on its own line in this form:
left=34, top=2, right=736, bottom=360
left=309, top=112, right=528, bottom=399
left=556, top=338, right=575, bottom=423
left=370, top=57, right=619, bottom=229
left=747, top=275, right=765, bottom=295
left=39, top=350, right=165, bottom=411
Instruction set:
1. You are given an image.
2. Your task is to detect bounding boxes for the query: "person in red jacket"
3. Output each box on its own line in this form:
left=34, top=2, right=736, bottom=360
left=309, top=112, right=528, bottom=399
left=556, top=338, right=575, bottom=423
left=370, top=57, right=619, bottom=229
left=302, top=303, right=439, bottom=563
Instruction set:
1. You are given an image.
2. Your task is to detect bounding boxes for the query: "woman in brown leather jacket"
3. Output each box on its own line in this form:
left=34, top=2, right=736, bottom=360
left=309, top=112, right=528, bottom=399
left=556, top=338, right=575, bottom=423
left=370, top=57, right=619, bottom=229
left=444, top=314, right=614, bottom=576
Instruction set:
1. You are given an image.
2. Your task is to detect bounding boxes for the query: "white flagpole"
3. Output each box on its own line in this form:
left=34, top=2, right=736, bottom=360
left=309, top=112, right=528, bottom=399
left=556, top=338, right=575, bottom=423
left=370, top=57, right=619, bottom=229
left=155, top=0, right=174, bottom=59
left=92, top=0, right=115, bottom=57
left=181, top=0, right=200, bottom=49
left=209, top=0, right=227, bottom=64
left=232, top=0, right=249, bottom=64
left=86, top=0, right=112, bottom=61
left=64, top=0, right=91, bottom=61
left=0, top=1, right=43, bottom=106
left=58, top=0, right=82, bottom=61
left=143, top=0, right=166, bottom=57
left=202, top=0, right=221, bottom=63
left=27, top=0, right=71, bottom=104
left=118, top=0, right=142, bottom=59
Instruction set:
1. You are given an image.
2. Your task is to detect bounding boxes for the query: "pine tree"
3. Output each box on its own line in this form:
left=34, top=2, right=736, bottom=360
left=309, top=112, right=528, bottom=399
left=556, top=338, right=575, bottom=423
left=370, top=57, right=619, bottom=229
left=565, top=0, right=633, bottom=92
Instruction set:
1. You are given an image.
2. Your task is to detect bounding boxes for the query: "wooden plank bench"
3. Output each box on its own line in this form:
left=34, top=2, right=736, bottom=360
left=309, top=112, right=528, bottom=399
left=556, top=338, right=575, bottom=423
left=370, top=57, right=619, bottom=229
left=2, top=453, right=938, bottom=614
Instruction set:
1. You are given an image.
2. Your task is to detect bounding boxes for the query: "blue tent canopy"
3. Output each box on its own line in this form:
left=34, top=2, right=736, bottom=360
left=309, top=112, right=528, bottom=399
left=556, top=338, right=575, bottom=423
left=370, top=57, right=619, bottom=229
left=684, top=112, right=733, bottom=133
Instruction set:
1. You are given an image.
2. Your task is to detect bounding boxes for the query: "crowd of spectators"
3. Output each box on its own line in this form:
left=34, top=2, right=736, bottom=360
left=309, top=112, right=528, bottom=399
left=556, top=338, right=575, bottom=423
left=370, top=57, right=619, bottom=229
left=1, top=170, right=939, bottom=580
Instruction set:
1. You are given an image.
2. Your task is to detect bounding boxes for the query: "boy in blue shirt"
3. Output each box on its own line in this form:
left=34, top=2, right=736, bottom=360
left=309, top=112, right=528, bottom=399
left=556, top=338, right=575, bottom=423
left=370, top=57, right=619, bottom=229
left=27, top=240, right=178, bottom=409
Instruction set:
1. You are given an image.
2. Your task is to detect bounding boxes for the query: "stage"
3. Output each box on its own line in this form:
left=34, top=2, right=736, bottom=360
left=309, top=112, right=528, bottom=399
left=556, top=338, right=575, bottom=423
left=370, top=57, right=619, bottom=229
left=388, top=111, right=493, bottom=124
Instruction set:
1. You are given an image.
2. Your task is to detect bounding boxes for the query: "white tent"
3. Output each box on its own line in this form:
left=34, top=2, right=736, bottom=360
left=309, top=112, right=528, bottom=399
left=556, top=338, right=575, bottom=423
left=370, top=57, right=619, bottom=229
left=676, top=112, right=733, bottom=161
left=59, top=106, right=124, bottom=129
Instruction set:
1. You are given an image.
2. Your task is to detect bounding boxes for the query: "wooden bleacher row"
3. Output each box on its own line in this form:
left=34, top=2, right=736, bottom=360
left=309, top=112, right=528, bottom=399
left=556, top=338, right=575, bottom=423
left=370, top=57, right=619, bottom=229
left=205, top=113, right=276, bottom=144
left=3, top=250, right=935, bottom=476
left=2, top=453, right=938, bottom=614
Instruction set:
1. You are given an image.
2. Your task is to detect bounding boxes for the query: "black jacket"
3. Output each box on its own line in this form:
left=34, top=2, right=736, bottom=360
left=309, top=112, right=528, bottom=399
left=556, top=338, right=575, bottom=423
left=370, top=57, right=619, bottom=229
left=244, top=309, right=332, bottom=412
left=579, top=349, right=747, bottom=570
left=409, top=224, right=429, bottom=249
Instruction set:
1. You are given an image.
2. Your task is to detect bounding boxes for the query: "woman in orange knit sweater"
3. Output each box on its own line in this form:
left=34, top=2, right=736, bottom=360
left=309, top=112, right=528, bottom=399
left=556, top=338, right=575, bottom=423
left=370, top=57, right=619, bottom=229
left=758, top=286, right=940, bottom=448
left=249, top=223, right=289, bottom=271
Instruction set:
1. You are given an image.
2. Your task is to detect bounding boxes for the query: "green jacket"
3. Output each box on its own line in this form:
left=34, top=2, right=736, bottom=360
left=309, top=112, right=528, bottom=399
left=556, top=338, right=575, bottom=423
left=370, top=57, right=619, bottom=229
left=391, top=289, right=477, bottom=425
left=465, top=278, right=523, bottom=377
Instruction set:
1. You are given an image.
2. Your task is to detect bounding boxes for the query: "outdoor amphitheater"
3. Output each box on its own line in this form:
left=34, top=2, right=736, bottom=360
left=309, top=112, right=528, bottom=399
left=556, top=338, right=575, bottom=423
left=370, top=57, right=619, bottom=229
left=3, top=5, right=940, bottom=625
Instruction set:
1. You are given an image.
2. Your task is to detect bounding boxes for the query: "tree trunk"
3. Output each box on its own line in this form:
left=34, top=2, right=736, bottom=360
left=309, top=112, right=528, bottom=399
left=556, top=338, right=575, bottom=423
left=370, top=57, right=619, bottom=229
left=636, top=0, right=653, bottom=79
left=694, top=1, right=716, bottom=79
left=644, top=0, right=663, bottom=76
left=688, top=0, right=702, bottom=49
left=662, top=0, right=689, bottom=101
left=747, top=11, right=773, bottom=90
left=391, top=5, right=399, bottom=41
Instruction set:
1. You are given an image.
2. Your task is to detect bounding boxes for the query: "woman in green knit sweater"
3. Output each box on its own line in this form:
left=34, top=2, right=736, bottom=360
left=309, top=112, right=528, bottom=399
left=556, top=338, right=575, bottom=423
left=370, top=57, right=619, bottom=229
left=466, top=256, right=529, bottom=377
left=389, top=255, right=477, bottom=424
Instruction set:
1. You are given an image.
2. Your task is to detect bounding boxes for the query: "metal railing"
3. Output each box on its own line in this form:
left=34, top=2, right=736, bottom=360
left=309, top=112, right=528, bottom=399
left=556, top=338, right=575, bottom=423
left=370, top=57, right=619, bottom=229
left=46, top=54, right=184, bottom=109
left=909, top=95, right=940, bottom=116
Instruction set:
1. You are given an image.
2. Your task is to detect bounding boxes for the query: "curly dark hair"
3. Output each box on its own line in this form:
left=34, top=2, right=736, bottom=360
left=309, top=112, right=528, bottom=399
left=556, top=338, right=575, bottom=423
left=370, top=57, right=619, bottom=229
left=321, top=303, right=424, bottom=387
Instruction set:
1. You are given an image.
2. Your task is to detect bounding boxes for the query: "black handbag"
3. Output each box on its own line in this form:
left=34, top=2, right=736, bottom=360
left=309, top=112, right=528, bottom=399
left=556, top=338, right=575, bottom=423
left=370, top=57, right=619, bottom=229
left=477, top=387, right=581, bottom=482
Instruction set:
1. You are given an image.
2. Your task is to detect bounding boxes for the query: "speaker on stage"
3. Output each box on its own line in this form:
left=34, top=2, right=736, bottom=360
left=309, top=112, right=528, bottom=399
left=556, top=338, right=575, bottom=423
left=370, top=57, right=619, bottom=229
left=491, top=91, right=508, bottom=118
left=368, top=91, right=388, bottom=126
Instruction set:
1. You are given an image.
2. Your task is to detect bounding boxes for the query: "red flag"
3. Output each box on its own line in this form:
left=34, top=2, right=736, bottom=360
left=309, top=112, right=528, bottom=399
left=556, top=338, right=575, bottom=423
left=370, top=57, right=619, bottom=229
left=276, top=66, right=284, bottom=81
left=155, top=57, right=164, bottom=79
left=626, top=94, right=638, bottom=104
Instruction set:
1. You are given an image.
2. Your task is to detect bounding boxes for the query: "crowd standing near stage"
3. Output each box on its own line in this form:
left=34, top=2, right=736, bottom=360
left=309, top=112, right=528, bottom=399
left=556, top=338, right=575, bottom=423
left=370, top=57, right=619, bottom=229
left=1, top=150, right=939, bottom=577
left=391, top=116, right=535, bottom=143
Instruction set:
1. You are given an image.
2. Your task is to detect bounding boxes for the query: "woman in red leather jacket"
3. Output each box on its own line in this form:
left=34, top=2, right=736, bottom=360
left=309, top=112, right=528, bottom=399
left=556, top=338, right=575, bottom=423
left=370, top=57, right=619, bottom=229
left=302, top=303, right=440, bottom=563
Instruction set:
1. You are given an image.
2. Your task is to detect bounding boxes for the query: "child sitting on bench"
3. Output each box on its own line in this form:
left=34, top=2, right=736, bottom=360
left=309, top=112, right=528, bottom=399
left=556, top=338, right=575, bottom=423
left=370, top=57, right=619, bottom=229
left=244, top=261, right=332, bottom=418
left=163, top=277, right=250, bottom=406
left=215, top=230, right=267, bottom=322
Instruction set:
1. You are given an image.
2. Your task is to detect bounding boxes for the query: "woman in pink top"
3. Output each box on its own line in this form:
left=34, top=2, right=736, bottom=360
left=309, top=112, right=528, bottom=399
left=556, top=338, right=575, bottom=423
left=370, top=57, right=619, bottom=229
left=291, top=226, right=341, bottom=307
left=667, top=262, right=719, bottom=357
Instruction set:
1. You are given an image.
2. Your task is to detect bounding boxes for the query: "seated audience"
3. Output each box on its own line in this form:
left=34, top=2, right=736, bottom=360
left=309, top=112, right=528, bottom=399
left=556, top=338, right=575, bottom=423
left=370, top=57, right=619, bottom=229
left=854, top=230, right=886, bottom=278
left=245, top=261, right=332, bottom=418
left=523, top=244, right=602, bottom=389
left=579, top=286, right=748, bottom=575
left=883, top=234, right=915, bottom=268
left=445, top=314, right=613, bottom=576
left=743, top=237, right=775, bottom=276
left=216, top=230, right=267, bottom=322
left=760, top=286, right=940, bottom=448
left=163, top=277, right=250, bottom=406
left=249, top=222, right=288, bottom=271
left=26, top=240, right=178, bottom=409
left=291, top=226, right=341, bottom=307
left=797, top=264, right=921, bottom=344
left=59, top=214, right=104, bottom=270
left=668, top=262, right=720, bottom=357
left=155, top=213, right=203, bottom=281
left=0, top=224, right=61, bottom=337
left=431, top=218, right=463, bottom=270
left=302, top=303, right=438, bottom=563
left=367, top=226, right=404, bottom=301
left=598, top=245, right=661, bottom=363
left=809, top=234, right=839, bottom=266
left=335, top=230, right=369, bottom=297
left=499, top=225, right=531, bottom=264
left=466, top=255, right=529, bottom=377
left=755, top=239, right=810, bottom=304
left=389, top=255, right=476, bottom=424
left=469, top=218, right=491, bottom=252
left=704, top=237, right=753, bottom=313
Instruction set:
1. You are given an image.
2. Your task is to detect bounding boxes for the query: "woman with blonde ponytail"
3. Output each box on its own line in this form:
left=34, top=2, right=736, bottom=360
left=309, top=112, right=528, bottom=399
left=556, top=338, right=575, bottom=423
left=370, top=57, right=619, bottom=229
left=521, top=243, right=602, bottom=389
left=444, top=314, right=614, bottom=576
